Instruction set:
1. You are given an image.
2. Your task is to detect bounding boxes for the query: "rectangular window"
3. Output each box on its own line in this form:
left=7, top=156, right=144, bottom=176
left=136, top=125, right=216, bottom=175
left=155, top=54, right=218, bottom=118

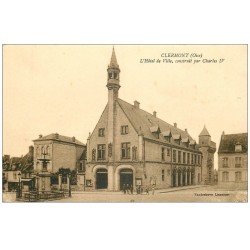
left=173, top=150, right=176, bottom=163
left=178, top=151, right=181, bottom=163
left=167, top=148, right=170, bottom=156
left=121, top=142, right=131, bottom=159
left=235, top=157, right=241, bottom=167
left=235, top=172, right=242, bottom=182
left=222, top=157, right=228, bottom=167
left=121, top=125, right=129, bottom=135
left=183, top=152, right=186, bottom=164
left=98, top=128, right=105, bottom=137
left=187, top=153, right=190, bottom=164
left=194, top=155, right=197, bottom=164
left=161, top=147, right=165, bottom=161
left=13, top=172, right=17, bottom=179
left=222, top=171, right=229, bottom=182
left=162, top=169, right=165, bottom=181
left=191, top=154, right=194, bottom=164
left=97, top=144, right=106, bottom=160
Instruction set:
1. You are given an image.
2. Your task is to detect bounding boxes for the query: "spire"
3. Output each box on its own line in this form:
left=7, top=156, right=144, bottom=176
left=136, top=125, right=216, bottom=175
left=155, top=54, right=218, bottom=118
left=109, top=46, right=119, bottom=69
left=199, top=125, right=211, bottom=137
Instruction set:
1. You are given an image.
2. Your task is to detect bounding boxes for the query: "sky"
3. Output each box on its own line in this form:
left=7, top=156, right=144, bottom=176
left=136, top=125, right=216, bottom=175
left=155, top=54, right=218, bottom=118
left=3, top=45, right=247, bottom=168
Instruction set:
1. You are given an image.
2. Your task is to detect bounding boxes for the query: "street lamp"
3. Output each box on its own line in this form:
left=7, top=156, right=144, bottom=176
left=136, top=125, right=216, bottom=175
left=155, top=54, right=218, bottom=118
left=18, top=172, right=22, bottom=198
left=68, top=173, right=71, bottom=197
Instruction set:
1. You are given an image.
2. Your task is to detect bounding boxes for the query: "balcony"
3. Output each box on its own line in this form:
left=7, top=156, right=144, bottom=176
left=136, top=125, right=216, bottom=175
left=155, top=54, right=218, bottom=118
left=235, top=164, right=241, bottom=168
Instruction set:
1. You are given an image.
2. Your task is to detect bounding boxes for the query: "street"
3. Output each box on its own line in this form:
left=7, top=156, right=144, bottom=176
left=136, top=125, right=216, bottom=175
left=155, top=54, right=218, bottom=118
left=2, top=185, right=247, bottom=203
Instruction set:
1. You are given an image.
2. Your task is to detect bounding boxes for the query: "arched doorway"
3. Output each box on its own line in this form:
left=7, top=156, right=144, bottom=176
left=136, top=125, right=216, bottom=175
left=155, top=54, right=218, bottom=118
left=96, top=168, right=108, bottom=189
left=120, top=169, right=133, bottom=190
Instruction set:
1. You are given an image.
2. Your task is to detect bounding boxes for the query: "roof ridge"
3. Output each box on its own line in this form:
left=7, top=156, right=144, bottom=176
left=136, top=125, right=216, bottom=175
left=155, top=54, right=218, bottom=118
left=117, top=98, right=190, bottom=136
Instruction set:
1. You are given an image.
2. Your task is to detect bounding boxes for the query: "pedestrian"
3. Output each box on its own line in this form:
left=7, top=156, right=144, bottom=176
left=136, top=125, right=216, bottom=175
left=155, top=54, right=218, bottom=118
left=152, top=184, right=155, bottom=195
left=126, top=184, right=130, bottom=194
left=140, top=186, right=143, bottom=195
left=130, top=184, right=133, bottom=195
left=122, top=184, right=126, bottom=194
left=145, top=186, right=149, bottom=195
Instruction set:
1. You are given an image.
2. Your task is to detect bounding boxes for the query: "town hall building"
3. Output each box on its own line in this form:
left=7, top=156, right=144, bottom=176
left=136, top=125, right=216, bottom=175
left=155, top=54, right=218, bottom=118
left=85, top=48, right=215, bottom=191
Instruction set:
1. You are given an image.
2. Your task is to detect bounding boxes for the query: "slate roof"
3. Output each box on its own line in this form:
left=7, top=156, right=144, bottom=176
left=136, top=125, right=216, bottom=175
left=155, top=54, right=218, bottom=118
left=33, top=133, right=85, bottom=146
left=218, top=133, right=248, bottom=154
left=117, top=98, right=198, bottom=149
left=199, top=126, right=211, bottom=137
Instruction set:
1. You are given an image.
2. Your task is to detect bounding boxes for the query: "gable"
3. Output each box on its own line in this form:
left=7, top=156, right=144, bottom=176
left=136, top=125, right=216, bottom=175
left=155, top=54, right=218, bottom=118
left=89, top=104, right=108, bottom=141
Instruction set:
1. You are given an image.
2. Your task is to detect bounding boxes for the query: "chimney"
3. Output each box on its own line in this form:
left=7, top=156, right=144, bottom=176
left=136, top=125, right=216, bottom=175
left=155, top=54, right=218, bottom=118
left=72, top=136, right=75, bottom=142
left=134, top=100, right=140, bottom=109
left=185, top=129, right=188, bottom=133
left=55, top=133, right=59, bottom=139
left=153, top=111, right=157, bottom=117
left=222, top=131, right=225, bottom=136
left=174, top=123, right=177, bottom=128
left=39, top=134, right=43, bottom=138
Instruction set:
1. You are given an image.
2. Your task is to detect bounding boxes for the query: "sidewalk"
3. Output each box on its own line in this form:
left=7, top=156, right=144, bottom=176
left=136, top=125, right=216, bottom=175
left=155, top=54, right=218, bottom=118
left=71, top=185, right=207, bottom=195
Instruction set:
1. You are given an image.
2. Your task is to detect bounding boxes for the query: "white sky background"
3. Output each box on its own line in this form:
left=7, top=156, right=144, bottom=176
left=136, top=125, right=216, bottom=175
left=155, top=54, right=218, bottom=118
left=3, top=45, right=247, bottom=169
left=1, top=1, right=250, bottom=250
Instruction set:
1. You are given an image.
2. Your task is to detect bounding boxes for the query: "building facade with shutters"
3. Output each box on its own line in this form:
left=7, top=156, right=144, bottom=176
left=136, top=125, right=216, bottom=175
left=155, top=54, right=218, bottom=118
left=85, top=48, right=207, bottom=191
left=218, top=132, right=247, bottom=189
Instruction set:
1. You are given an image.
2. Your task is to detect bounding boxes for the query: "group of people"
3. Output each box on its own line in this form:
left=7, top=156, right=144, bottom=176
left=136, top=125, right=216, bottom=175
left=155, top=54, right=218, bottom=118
left=122, top=183, right=155, bottom=195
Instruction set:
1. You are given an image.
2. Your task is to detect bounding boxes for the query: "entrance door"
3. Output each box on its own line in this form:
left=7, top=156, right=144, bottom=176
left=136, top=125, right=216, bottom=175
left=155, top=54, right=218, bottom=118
left=120, top=169, right=133, bottom=190
left=96, top=169, right=108, bottom=189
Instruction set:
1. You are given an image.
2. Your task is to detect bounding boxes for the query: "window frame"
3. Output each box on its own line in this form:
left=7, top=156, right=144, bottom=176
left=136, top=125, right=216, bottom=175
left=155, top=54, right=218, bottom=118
left=121, top=125, right=129, bottom=135
left=97, top=144, right=106, bottom=160
left=98, top=128, right=105, bottom=137
left=121, top=142, right=131, bottom=159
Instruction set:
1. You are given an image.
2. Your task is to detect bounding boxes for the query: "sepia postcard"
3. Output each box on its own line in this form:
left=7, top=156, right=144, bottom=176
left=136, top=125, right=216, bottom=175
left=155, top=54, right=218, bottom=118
left=2, top=44, right=248, bottom=203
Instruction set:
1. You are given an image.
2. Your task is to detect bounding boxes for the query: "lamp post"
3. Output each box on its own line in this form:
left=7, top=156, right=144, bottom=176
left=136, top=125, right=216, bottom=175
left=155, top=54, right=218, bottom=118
left=18, top=172, right=22, bottom=198
left=68, top=173, right=71, bottom=197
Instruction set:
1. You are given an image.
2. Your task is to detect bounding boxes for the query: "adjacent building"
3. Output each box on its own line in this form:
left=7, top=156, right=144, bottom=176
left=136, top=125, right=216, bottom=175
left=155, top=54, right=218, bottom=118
left=218, top=132, right=247, bottom=189
left=85, top=48, right=205, bottom=191
left=2, top=146, right=35, bottom=191
left=33, top=133, right=86, bottom=174
left=198, top=126, right=216, bottom=184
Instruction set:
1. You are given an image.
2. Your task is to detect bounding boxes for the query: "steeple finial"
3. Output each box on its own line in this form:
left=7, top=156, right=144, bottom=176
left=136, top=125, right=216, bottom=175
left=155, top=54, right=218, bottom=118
left=109, top=46, right=119, bottom=69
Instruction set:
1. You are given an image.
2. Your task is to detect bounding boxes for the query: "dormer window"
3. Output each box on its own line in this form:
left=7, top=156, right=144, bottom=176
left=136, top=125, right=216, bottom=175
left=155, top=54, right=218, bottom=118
left=235, top=143, right=242, bottom=152
left=150, top=125, right=161, bottom=139
left=162, top=130, right=172, bottom=142
left=190, top=140, right=196, bottom=149
left=108, top=72, right=113, bottom=79
left=98, top=128, right=105, bottom=137
left=182, top=137, right=190, bottom=147
left=173, top=134, right=181, bottom=145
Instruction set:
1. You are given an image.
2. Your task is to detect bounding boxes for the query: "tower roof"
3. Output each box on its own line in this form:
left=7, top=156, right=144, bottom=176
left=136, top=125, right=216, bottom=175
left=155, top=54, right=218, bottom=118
left=199, top=125, right=211, bottom=137
left=109, top=47, right=119, bottom=68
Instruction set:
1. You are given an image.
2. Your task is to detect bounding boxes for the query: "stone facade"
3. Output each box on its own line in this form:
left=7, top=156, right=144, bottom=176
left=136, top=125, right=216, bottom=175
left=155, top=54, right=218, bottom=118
left=33, top=133, right=86, bottom=173
left=218, top=132, right=247, bottom=189
left=198, top=126, right=216, bottom=184
left=85, top=48, right=202, bottom=191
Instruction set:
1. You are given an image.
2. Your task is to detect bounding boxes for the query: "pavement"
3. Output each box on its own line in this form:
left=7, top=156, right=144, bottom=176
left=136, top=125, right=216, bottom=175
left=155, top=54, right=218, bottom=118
left=2, top=185, right=248, bottom=203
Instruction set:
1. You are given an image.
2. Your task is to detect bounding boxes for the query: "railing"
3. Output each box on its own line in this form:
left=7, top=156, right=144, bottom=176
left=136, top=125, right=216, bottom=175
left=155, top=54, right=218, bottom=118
left=23, top=191, right=65, bottom=202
